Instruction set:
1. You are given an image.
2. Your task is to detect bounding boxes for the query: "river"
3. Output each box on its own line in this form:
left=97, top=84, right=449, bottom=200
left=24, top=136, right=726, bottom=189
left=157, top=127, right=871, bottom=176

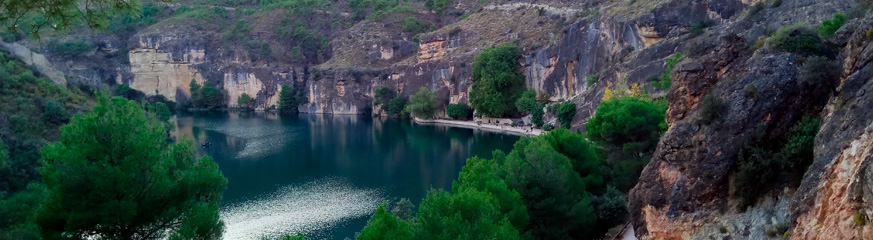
left=171, top=112, right=520, bottom=239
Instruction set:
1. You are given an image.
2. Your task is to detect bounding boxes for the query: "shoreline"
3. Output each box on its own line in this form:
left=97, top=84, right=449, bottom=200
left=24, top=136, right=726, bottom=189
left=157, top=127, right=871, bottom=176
left=413, top=118, right=544, bottom=137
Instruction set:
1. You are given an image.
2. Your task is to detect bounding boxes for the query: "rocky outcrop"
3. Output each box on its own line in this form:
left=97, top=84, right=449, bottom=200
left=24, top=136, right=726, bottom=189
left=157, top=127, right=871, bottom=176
left=790, top=13, right=873, bottom=240
left=128, top=47, right=205, bottom=101
left=0, top=41, right=67, bottom=85
left=627, top=0, right=858, bottom=238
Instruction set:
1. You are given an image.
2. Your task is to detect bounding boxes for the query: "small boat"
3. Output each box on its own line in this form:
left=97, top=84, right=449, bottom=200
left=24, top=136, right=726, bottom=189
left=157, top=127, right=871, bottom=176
left=201, top=142, right=212, bottom=148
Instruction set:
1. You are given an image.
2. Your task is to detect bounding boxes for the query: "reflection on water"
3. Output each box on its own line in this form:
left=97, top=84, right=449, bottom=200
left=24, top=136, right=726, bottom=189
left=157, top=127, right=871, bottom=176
left=172, top=112, right=519, bottom=239
left=221, top=177, right=385, bottom=240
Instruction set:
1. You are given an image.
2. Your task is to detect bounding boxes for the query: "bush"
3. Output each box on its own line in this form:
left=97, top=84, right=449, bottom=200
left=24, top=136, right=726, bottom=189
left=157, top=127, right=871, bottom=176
left=769, top=25, right=822, bottom=55
left=425, top=0, right=454, bottom=13
left=556, top=102, right=576, bottom=129
left=585, top=97, right=667, bottom=155
left=237, top=93, right=252, bottom=109
left=543, top=124, right=554, bottom=131
left=51, top=40, right=92, bottom=57
left=470, top=43, right=526, bottom=117
left=515, top=90, right=537, bottom=112
left=653, top=53, right=682, bottom=91
left=386, top=96, right=406, bottom=116
left=279, top=84, right=306, bottom=113
left=819, top=13, right=847, bottom=38
left=446, top=103, right=471, bottom=119
left=531, top=103, right=545, bottom=128
left=798, top=56, right=841, bottom=89
left=113, top=84, right=131, bottom=96
left=698, top=92, right=724, bottom=125
left=744, top=85, right=758, bottom=100
left=401, top=17, right=429, bottom=34
left=586, top=74, right=599, bottom=87
left=734, top=116, right=820, bottom=209
left=374, top=86, right=394, bottom=105
left=855, top=211, right=866, bottom=226
left=407, top=87, right=438, bottom=119
left=41, top=101, right=70, bottom=125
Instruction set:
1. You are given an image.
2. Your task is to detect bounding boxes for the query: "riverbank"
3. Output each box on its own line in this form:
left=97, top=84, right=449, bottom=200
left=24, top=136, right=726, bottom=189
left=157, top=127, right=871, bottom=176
left=413, top=118, right=544, bottom=137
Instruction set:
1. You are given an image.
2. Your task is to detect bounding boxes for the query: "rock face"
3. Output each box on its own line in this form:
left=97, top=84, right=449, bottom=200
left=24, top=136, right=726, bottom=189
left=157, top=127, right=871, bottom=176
left=790, top=13, right=873, bottom=240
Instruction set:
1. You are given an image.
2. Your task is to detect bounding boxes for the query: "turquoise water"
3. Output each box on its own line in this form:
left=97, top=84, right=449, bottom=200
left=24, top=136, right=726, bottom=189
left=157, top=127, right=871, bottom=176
left=172, top=112, right=519, bottom=239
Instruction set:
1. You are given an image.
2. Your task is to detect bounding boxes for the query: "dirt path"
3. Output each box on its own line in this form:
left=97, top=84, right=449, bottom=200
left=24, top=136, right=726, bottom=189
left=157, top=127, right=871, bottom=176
left=413, top=118, right=544, bottom=137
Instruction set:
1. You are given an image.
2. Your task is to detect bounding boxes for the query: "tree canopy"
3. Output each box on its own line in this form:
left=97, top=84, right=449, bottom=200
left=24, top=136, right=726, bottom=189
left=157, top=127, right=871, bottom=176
left=585, top=97, right=667, bottom=155
left=279, top=84, right=306, bottom=113
left=470, top=42, right=526, bottom=117
left=0, top=0, right=142, bottom=36
left=36, top=93, right=227, bottom=239
left=407, top=87, right=438, bottom=119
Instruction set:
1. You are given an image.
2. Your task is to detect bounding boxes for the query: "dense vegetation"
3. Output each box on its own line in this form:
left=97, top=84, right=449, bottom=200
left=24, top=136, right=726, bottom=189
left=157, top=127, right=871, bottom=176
left=446, top=103, right=471, bottom=120
left=407, top=87, right=438, bottom=119
left=358, top=127, right=656, bottom=239
left=515, top=90, right=546, bottom=127
left=470, top=43, right=526, bottom=117
left=238, top=93, right=253, bottom=110
left=188, top=80, right=228, bottom=111
left=279, top=84, right=307, bottom=113
left=37, top=94, right=228, bottom=239
left=556, top=102, right=576, bottom=129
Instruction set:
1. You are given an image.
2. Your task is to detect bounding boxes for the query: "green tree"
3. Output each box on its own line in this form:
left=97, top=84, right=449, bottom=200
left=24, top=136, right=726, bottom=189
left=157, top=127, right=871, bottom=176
left=415, top=189, right=523, bottom=240
left=358, top=204, right=415, bottom=240
left=113, top=83, right=132, bottom=96
left=0, top=0, right=139, bottom=36
left=237, top=93, right=253, bottom=109
left=819, top=13, right=847, bottom=38
left=189, top=79, right=201, bottom=108
left=585, top=97, right=667, bottom=155
left=446, top=103, right=471, bottom=120
left=501, top=129, right=602, bottom=239
left=515, top=90, right=537, bottom=113
left=279, top=84, right=306, bottom=113
left=531, top=103, right=545, bottom=128
left=153, top=102, right=172, bottom=122
left=391, top=198, right=415, bottom=221
left=36, top=94, right=228, bottom=240
left=556, top=102, right=576, bottom=129
left=385, top=97, right=405, bottom=116
left=374, top=87, right=394, bottom=106
left=470, top=43, right=526, bottom=117
left=199, top=82, right=226, bottom=110
left=407, top=87, right=438, bottom=119
left=0, top=183, right=46, bottom=240
left=41, top=100, right=70, bottom=125
left=280, top=233, right=305, bottom=240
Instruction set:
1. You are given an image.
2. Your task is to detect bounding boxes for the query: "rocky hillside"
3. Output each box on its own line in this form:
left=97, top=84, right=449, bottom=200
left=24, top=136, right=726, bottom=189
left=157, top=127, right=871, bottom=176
left=2, top=0, right=873, bottom=238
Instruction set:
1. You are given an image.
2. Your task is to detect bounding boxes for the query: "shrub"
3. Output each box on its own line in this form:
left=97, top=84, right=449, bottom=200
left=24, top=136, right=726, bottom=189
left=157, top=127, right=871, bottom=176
left=386, top=96, right=406, bottom=116
left=279, top=84, right=306, bottom=113
left=113, top=84, right=131, bottom=96
left=819, top=13, right=847, bottom=38
left=698, top=92, right=724, bottom=125
left=41, top=101, right=70, bottom=125
left=744, top=85, right=758, bottom=100
left=772, top=0, right=782, bottom=7
left=585, top=97, right=667, bottom=155
left=868, top=28, right=873, bottom=39
left=374, top=86, right=394, bottom=105
left=515, top=90, right=537, bottom=112
left=237, top=93, right=252, bottom=109
left=51, top=40, right=92, bottom=57
left=470, top=43, right=526, bottom=117
left=556, top=102, right=576, bottom=129
left=402, top=17, right=429, bottom=34
left=407, top=87, right=438, bottom=119
left=855, top=211, right=866, bottom=226
left=543, top=124, right=554, bottom=131
left=769, top=25, right=822, bottom=55
left=799, top=56, right=840, bottom=89
left=653, top=53, right=682, bottom=91
left=734, top=116, right=820, bottom=209
left=448, top=26, right=461, bottom=36
left=746, top=1, right=765, bottom=18
left=531, top=103, right=545, bottom=128
left=446, top=103, right=471, bottom=119
left=586, top=74, right=599, bottom=87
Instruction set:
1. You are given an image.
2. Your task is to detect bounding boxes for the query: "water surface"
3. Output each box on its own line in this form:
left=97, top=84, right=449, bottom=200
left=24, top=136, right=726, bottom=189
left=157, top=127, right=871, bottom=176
left=172, top=112, right=519, bottom=239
